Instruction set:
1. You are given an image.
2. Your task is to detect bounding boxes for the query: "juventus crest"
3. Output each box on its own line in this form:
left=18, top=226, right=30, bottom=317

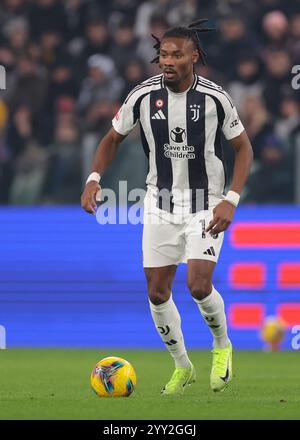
left=190, top=104, right=201, bottom=122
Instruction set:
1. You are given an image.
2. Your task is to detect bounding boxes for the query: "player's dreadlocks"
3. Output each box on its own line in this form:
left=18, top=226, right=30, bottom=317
left=151, top=19, right=215, bottom=65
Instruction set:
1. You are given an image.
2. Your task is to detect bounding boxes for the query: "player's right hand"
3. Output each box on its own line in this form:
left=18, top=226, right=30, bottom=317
left=81, top=182, right=101, bottom=215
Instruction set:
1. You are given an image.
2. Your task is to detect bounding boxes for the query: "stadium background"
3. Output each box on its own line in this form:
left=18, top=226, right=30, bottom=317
left=0, top=0, right=300, bottom=351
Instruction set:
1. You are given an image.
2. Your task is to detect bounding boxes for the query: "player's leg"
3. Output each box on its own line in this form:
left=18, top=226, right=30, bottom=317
left=142, top=193, right=195, bottom=395
left=145, top=265, right=192, bottom=368
left=185, top=205, right=232, bottom=392
left=145, top=266, right=196, bottom=395
left=187, top=259, right=230, bottom=349
left=187, top=259, right=232, bottom=392
left=143, top=198, right=190, bottom=369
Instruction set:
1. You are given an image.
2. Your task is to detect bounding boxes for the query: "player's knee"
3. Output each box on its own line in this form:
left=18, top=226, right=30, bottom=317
left=148, top=285, right=171, bottom=305
left=188, top=277, right=212, bottom=301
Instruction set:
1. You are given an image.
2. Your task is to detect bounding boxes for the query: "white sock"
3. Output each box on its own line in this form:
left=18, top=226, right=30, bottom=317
left=193, top=285, right=230, bottom=349
left=149, top=294, right=192, bottom=369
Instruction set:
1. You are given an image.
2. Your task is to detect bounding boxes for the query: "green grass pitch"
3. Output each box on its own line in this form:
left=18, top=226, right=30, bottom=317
left=0, top=349, right=299, bottom=420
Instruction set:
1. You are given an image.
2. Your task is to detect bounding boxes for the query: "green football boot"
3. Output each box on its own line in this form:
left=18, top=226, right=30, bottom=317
left=210, top=342, right=232, bottom=392
left=161, top=364, right=196, bottom=396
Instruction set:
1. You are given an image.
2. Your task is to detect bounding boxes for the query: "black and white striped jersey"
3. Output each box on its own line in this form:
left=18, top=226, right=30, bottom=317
left=112, top=73, right=244, bottom=212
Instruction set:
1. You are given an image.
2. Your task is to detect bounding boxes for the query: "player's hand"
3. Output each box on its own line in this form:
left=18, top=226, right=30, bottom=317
left=206, top=201, right=236, bottom=234
left=81, top=182, right=101, bottom=215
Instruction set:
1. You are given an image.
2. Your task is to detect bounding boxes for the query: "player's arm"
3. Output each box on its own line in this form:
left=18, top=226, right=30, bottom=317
left=81, top=88, right=140, bottom=215
left=206, top=129, right=253, bottom=234
left=227, top=130, right=253, bottom=195
left=81, top=128, right=127, bottom=215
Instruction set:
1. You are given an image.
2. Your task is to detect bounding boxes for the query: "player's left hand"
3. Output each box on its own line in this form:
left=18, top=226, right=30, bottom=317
left=206, top=201, right=236, bottom=234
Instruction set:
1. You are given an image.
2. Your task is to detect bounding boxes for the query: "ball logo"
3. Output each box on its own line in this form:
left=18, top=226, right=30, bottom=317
left=170, top=127, right=186, bottom=143
left=155, top=99, right=164, bottom=109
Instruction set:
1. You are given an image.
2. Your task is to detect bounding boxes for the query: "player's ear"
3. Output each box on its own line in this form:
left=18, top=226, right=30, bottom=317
left=192, top=50, right=199, bottom=65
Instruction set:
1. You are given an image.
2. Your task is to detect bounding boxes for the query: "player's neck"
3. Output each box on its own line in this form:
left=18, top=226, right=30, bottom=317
left=166, top=72, right=195, bottom=93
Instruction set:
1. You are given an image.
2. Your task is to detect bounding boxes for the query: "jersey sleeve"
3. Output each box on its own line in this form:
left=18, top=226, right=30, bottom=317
left=112, top=93, right=139, bottom=136
left=221, top=92, right=245, bottom=140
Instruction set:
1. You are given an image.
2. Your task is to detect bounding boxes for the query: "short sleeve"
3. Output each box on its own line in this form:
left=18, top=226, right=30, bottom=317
left=221, top=93, right=245, bottom=140
left=112, top=95, right=139, bottom=136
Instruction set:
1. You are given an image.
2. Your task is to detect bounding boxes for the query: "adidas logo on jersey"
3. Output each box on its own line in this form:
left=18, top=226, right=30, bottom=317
left=203, top=246, right=215, bottom=256
left=151, top=110, right=166, bottom=120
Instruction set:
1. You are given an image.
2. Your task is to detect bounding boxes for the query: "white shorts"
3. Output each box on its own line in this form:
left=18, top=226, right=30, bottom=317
left=142, top=189, right=224, bottom=268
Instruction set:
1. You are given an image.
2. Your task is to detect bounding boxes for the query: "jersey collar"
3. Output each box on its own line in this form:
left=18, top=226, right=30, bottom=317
left=162, top=73, right=198, bottom=93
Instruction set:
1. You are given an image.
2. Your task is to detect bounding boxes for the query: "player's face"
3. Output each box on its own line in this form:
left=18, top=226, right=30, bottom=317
left=159, top=37, right=199, bottom=86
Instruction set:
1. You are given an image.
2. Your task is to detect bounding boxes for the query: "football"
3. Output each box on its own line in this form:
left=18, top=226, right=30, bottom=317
left=261, top=316, right=286, bottom=350
left=91, top=356, right=137, bottom=397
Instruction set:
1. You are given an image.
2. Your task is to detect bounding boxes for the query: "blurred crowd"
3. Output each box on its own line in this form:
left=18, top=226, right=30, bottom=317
left=0, top=0, right=300, bottom=204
